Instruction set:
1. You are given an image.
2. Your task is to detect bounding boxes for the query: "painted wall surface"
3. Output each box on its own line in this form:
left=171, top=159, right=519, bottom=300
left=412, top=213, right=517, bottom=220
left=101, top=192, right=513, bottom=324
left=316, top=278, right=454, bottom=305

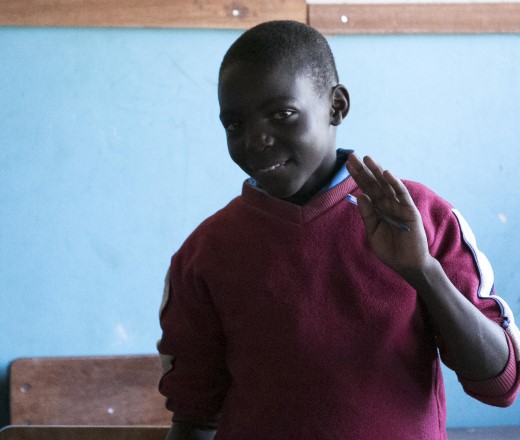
left=0, top=27, right=519, bottom=428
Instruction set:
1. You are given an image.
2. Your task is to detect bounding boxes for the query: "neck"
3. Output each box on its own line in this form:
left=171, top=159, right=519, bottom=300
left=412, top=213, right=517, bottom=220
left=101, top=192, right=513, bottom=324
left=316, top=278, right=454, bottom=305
left=284, top=158, right=346, bottom=206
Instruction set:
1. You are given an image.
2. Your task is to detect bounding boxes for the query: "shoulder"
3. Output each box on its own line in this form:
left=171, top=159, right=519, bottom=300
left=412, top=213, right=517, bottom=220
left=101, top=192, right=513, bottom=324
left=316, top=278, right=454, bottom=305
left=402, top=180, right=453, bottom=220
left=173, top=195, right=251, bottom=261
left=402, top=180, right=451, bottom=208
left=401, top=180, right=463, bottom=247
left=195, top=196, right=244, bottom=233
left=401, top=181, right=482, bottom=266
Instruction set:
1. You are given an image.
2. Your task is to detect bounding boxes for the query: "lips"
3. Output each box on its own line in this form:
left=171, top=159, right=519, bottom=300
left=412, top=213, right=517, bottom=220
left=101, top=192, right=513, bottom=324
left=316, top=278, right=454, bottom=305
left=253, top=160, right=288, bottom=173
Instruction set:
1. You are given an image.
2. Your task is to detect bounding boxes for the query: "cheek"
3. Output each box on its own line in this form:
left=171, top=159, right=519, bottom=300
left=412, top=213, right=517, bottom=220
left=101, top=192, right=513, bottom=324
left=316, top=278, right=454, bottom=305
left=227, top=142, right=248, bottom=169
left=293, top=116, right=330, bottom=148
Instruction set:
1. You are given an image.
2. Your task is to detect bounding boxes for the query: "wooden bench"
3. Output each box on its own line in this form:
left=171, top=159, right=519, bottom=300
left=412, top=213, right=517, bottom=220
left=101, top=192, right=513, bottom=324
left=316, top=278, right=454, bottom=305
left=1, top=425, right=519, bottom=440
left=0, top=425, right=170, bottom=440
left=6, top=355, right=519, bottom=439
left=9, top=355, right=172, bottom=426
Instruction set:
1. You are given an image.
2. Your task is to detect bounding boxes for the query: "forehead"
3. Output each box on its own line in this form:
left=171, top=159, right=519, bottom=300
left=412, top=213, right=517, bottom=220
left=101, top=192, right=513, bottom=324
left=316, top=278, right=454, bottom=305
left=218, top=61, right=320, bottom=111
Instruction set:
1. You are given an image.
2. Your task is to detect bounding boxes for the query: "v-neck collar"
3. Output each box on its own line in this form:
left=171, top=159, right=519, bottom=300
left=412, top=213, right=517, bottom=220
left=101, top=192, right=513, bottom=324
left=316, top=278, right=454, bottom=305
left=240, top=175, right=358, bottom=224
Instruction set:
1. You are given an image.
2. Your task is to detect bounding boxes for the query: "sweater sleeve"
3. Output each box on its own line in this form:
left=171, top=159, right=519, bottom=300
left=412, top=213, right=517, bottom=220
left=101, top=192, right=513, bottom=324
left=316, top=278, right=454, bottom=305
left=157, top=247, right=231, bottom=424
left=458, top=332, right=518, bottom=406
left=423, top=196, right=520, bottom=406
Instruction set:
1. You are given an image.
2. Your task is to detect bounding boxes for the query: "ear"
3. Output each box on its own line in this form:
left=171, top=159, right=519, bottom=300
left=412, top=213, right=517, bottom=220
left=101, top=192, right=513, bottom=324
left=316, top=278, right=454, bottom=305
left=330, top=84, right=350, bottom=126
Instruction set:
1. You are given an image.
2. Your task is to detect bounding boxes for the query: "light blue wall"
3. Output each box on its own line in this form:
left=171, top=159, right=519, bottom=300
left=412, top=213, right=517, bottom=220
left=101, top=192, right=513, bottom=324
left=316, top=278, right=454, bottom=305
left=0, top=27, right=519, bottom=428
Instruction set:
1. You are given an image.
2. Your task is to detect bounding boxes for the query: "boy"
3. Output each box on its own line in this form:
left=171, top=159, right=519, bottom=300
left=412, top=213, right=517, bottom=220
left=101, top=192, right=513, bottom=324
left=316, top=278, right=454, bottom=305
left=158, top=21, right=520, bottom=439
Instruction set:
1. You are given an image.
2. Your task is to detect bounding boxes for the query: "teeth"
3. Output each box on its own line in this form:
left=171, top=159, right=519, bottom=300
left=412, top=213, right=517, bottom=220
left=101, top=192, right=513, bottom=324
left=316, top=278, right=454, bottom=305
left=259, top=162, right=284, bottom=172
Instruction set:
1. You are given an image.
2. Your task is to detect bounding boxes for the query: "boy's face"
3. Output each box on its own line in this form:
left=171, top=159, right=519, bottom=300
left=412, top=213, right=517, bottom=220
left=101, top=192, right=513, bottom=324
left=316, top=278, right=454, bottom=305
left=218, top=61, right=341, bottom=201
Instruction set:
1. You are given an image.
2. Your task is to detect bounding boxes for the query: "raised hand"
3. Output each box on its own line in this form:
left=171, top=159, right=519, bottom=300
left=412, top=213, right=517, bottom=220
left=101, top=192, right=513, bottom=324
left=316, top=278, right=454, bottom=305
left=345, top=153, right=432, bottom=276
left=346, top=153, right=512, bottom=383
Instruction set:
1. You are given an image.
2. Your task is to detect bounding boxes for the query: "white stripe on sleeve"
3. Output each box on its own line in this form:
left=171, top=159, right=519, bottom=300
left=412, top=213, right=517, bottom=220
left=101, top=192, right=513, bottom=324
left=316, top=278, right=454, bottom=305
left=452, top=209, right=520, bottom=360
left=158, top=266, right=175, bottom=373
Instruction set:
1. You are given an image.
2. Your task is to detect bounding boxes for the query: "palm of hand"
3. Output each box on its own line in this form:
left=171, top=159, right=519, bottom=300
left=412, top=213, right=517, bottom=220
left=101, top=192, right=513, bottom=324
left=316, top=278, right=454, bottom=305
left=346, top=154, right=431, bottom=275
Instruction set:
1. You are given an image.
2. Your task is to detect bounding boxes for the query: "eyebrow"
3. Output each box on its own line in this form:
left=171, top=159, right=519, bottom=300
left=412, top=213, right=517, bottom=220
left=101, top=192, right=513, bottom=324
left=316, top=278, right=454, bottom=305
left=258, top=95, right=296, bottom=108
left=220, top=95, right=297, bottom=121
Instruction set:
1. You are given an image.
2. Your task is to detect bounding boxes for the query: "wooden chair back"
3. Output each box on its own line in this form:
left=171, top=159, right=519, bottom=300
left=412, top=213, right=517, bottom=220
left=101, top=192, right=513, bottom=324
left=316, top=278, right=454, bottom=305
left=9, top=355, right=172, bottom=426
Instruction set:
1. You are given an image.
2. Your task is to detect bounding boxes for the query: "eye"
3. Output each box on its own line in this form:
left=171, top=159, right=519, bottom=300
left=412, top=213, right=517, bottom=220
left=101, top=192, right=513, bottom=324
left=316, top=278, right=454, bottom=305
left=225, top=121, right=241, bottom=132
left=272, top=110, right=296, bottom=120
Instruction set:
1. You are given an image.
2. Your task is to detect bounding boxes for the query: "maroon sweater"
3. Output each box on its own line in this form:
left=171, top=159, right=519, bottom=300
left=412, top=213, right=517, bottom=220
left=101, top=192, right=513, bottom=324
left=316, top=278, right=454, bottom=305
left=158, top=176, right=519, bottom=440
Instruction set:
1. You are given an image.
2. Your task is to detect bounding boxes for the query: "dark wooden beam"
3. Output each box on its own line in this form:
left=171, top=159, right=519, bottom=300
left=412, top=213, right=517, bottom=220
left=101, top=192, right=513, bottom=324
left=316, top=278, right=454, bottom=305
left=309, top=2, right=520, bottom=34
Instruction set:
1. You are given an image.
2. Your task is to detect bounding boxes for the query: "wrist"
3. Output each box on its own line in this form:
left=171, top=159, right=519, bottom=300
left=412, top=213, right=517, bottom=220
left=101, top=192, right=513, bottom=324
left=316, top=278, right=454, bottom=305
left=399, top=255, right=442, bottom=292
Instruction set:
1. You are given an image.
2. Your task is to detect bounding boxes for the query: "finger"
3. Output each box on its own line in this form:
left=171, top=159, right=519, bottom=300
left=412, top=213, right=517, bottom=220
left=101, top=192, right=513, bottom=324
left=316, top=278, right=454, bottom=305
left=381, top=169, right=415, bottom=207
left=362, top=156, right=385, bottom=183
left=345, top=153, right=364, bottom=178
left=363, top=156, right=398, bottom=202
left=346, top=154, right=383, bottom=199
left=356, top=193, right=379, bottom=236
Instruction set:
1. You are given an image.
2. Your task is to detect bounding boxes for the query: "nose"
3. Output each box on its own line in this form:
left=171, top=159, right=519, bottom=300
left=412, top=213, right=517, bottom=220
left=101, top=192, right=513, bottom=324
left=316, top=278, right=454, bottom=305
left=245, top=122, right=274, bottom=152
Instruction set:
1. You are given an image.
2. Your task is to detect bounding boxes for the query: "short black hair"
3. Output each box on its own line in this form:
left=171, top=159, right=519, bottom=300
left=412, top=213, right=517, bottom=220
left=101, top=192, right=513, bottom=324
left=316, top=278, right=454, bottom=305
left=219, top=20, right=339, bottom=96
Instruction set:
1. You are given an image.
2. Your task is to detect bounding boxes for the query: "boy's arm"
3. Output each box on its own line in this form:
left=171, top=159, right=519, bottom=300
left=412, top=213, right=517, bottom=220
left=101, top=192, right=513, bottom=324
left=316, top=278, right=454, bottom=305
left=346, top=154, right=517, bottom=389
left=158, top=259, right=230, bottom=434
left=165, top=422, right=217, bottom=440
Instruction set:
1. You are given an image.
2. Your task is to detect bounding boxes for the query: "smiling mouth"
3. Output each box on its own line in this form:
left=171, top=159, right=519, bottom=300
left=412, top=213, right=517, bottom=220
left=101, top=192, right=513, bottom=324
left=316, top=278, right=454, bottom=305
left=257, top=161, right=287, bottom=173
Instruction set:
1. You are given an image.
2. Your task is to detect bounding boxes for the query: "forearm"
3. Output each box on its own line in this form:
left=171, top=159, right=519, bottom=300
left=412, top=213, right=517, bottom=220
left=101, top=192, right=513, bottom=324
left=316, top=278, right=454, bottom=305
left=403, top=256, right=509, bottom=381
left=166, top=422, right=217, bottom=440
